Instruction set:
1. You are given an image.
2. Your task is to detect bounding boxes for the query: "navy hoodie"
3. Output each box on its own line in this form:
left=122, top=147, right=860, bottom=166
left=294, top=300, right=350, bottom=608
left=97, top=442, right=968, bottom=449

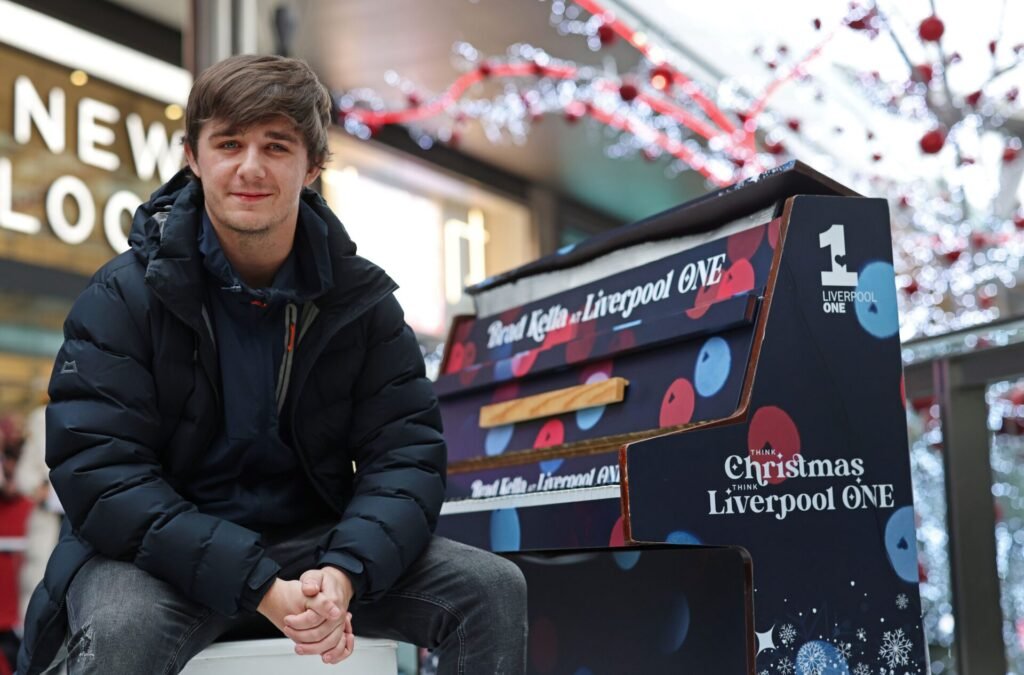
left=189, top=211, right=335, bottom=531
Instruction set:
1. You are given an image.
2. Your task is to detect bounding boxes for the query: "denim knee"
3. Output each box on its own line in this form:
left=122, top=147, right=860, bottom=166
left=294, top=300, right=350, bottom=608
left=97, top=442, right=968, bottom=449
left=466, top=552, right=528, bottom=622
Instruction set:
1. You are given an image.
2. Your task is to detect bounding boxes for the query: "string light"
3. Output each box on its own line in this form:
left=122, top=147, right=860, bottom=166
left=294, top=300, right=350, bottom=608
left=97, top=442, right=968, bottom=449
left=335, top=0, right=1024, bottom=339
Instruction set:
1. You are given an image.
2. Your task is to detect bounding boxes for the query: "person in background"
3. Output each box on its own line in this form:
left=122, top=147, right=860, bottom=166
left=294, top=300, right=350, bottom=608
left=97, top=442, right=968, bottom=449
left=0, top=425, right=33, bottom=675
left=18, top=54, right=527, bottom=675
left=14, top=398, right=61, bottom=623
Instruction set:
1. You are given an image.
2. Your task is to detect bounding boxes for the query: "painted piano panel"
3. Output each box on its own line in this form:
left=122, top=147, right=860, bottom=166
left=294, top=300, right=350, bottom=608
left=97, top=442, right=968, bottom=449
left=433, top=162, right=925, bottom=674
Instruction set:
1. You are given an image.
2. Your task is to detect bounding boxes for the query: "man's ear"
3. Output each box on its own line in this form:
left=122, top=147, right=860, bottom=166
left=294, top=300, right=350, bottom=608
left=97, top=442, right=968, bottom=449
left=304, top=164, right=322, bottom=187
left=184, top=143, right=201, bottom=178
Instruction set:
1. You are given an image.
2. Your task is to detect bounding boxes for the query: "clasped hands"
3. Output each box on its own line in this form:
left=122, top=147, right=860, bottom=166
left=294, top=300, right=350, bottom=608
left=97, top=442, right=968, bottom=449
left=257, top=567, right=356, bottom=665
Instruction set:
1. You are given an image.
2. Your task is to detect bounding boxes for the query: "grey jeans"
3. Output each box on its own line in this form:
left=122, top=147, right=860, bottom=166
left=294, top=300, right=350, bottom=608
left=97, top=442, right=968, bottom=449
left=59, top=531, right=527, bottom=675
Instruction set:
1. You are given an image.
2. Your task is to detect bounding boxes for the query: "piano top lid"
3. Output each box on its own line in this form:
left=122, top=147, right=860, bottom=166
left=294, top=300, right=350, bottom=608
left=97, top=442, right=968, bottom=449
left=467, top=160, right=860, bottom=295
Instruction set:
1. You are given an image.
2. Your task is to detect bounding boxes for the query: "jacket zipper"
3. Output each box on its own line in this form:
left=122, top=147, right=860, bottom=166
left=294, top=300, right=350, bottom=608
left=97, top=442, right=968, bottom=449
left=275, top=303, right=299, bottom=414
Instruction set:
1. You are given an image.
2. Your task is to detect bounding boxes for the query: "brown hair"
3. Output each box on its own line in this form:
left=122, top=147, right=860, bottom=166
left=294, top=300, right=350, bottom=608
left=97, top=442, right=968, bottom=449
left=185, top=54, right=333, bottom=169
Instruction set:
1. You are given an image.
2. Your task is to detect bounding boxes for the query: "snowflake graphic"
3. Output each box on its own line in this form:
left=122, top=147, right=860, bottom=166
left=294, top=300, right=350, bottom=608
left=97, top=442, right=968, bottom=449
left=852, top=664, right=871, bottom=675
left=833, top=640, right=852, bottom=660
left=797, top=642, right=828, bottom=675
left=895, top=593, right=909, bottom=610
left=878, top=628, right=913, bottom=668
left=778, top=623, right=798, bottom=646
left=856, top=627, right=867, bottom=642
left=775, top=656, right=795, bottom=674
left=759, top=670, right=769, bottom=675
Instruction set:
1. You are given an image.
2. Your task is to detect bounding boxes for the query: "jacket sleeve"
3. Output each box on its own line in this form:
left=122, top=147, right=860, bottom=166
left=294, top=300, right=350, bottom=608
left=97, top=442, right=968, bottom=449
left=46, top=275, right=280, bottom=616
left=318, top=294, right=447, bottom=603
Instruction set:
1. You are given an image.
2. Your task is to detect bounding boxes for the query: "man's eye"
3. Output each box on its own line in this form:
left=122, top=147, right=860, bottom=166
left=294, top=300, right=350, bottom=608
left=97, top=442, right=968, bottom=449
left=220, top=141, right=239, bottom=149
left=269, top=143, right=288, bottom=151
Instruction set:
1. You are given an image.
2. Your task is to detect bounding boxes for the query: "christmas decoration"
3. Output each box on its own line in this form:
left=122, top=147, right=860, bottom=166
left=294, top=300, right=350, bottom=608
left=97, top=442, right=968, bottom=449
left=334, top=0, right=1024, bottom=340
left=336, top=0, right=835, bottom=187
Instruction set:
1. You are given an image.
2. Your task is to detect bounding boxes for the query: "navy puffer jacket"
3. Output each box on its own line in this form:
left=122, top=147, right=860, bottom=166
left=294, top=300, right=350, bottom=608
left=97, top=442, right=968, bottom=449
left=17, top=171, right=447, bottom=675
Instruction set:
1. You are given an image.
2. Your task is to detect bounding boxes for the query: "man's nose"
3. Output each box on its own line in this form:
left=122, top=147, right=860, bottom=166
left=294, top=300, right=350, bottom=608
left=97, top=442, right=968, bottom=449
left=237, top=145, right=266, bottom=179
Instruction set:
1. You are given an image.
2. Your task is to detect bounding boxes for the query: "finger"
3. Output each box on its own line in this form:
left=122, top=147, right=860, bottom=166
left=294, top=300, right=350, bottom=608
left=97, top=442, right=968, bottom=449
left=305, top=592, right=343, bottom=621
left=283, top=616, right=342, bottom=645
left=293, top=622, right=345, bottom=657
left=299, top=569, right=323, bottom=598
left=317, top=571, right=350, bottom=610
left=321, top=631, right=355, bottom=664
left=283, top=609, right=327, bottom=631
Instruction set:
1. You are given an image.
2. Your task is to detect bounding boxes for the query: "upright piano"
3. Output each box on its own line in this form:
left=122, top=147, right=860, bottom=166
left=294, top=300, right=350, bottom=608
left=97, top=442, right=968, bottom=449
left=433, top=162, right=927, bottom=674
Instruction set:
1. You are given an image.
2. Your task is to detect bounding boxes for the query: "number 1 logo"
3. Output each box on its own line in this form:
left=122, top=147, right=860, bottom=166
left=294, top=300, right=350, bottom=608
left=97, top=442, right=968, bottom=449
left=819, top=224, right=858, bottom=287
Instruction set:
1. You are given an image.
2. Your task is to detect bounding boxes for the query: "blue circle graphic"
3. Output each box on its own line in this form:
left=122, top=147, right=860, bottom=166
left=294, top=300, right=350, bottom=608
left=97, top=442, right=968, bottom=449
left=884, top=505, right=918, bottom=583
left=576, top=405, right=604, bottom=430
left=485, top=424, right=515, bottom=456
left=666, top=530, right=701, bottom=545
left=494, top=357, right=515, bottom=381
left=613, top=550, right=642, bottom=571
left=577, top=372, right=609, bottom=430
left=694, top=336, right=731, bottom=397
left=854, top=261, right=899, bottom=339
left=659, top=593, right=691, bottom=653
left=572, top=669, right=593, bottom=675
left=795, top=640, right=849, bottom=675
left=490, top=508, right=521, bottom=552
left=539, top=458, right=564, bottom=474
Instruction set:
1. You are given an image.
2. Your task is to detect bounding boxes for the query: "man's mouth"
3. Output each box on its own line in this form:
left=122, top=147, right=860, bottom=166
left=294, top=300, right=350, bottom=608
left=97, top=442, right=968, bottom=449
left=231, top=192, right=271, bottom=202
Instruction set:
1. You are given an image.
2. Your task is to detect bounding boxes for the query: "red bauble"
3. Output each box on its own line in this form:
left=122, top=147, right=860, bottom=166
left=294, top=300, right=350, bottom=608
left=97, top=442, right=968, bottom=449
left=564, top=102, right=586, bottom=124
left=971, top=232, right=988, bottom=249
left=1014, top=213, right=1024, bottom=230
left=597, top=23, right=616, bottom=46
left=965, top=90, right=983, bottom=107
left=989, top=40, right=998, bottom=55
left=943, top=249, right=963, bottom=264
left=406, top=93, right=421, bottom=108
left=871, top=152, right=883, bottom=162
left=649, top=64, right=673, bottom=90
left=619, top=83, right=639, bottom=102
left=1008, top=87, right=1020, bottom=102
left=478, top=62, right=492, bottom=78
left=763, top=140, right=786, bottom=155
left=918, top=15, right=944, bottom=42
left=813, top=17, right=822, bottom=30
left=1004, top=146, right=1020, bottom=163
left=787, top=118, right=801, bottom=132
left=904, top=280, right=919, bottom=295
left=531, top=61, right=548, bottom=77
left=915, top=64, right=934, bottom=83
left=919, top=129, right=945, bottom=154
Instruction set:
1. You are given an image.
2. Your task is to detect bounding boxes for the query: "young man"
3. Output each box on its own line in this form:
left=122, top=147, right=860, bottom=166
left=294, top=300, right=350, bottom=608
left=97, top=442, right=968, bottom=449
left=17, top=55, right=526, bottom=675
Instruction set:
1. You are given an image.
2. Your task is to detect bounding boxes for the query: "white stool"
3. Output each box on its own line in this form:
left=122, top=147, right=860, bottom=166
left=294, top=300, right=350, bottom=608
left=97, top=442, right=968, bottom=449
left=180, top=638, right=398, bottom=674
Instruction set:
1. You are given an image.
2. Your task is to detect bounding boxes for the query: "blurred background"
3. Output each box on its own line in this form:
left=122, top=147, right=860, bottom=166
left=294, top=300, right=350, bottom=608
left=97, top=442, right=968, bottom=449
left=3, top=1, right=1024, bottom=673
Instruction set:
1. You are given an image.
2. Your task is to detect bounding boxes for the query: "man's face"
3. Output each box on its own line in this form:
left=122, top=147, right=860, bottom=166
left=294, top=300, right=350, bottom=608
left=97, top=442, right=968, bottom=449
left=184, top=116, right=321, bottom=239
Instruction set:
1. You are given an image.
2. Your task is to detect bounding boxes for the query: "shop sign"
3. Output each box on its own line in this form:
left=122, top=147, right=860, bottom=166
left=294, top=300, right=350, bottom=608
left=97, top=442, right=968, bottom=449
left=0, top=44, right=184, bottom=255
